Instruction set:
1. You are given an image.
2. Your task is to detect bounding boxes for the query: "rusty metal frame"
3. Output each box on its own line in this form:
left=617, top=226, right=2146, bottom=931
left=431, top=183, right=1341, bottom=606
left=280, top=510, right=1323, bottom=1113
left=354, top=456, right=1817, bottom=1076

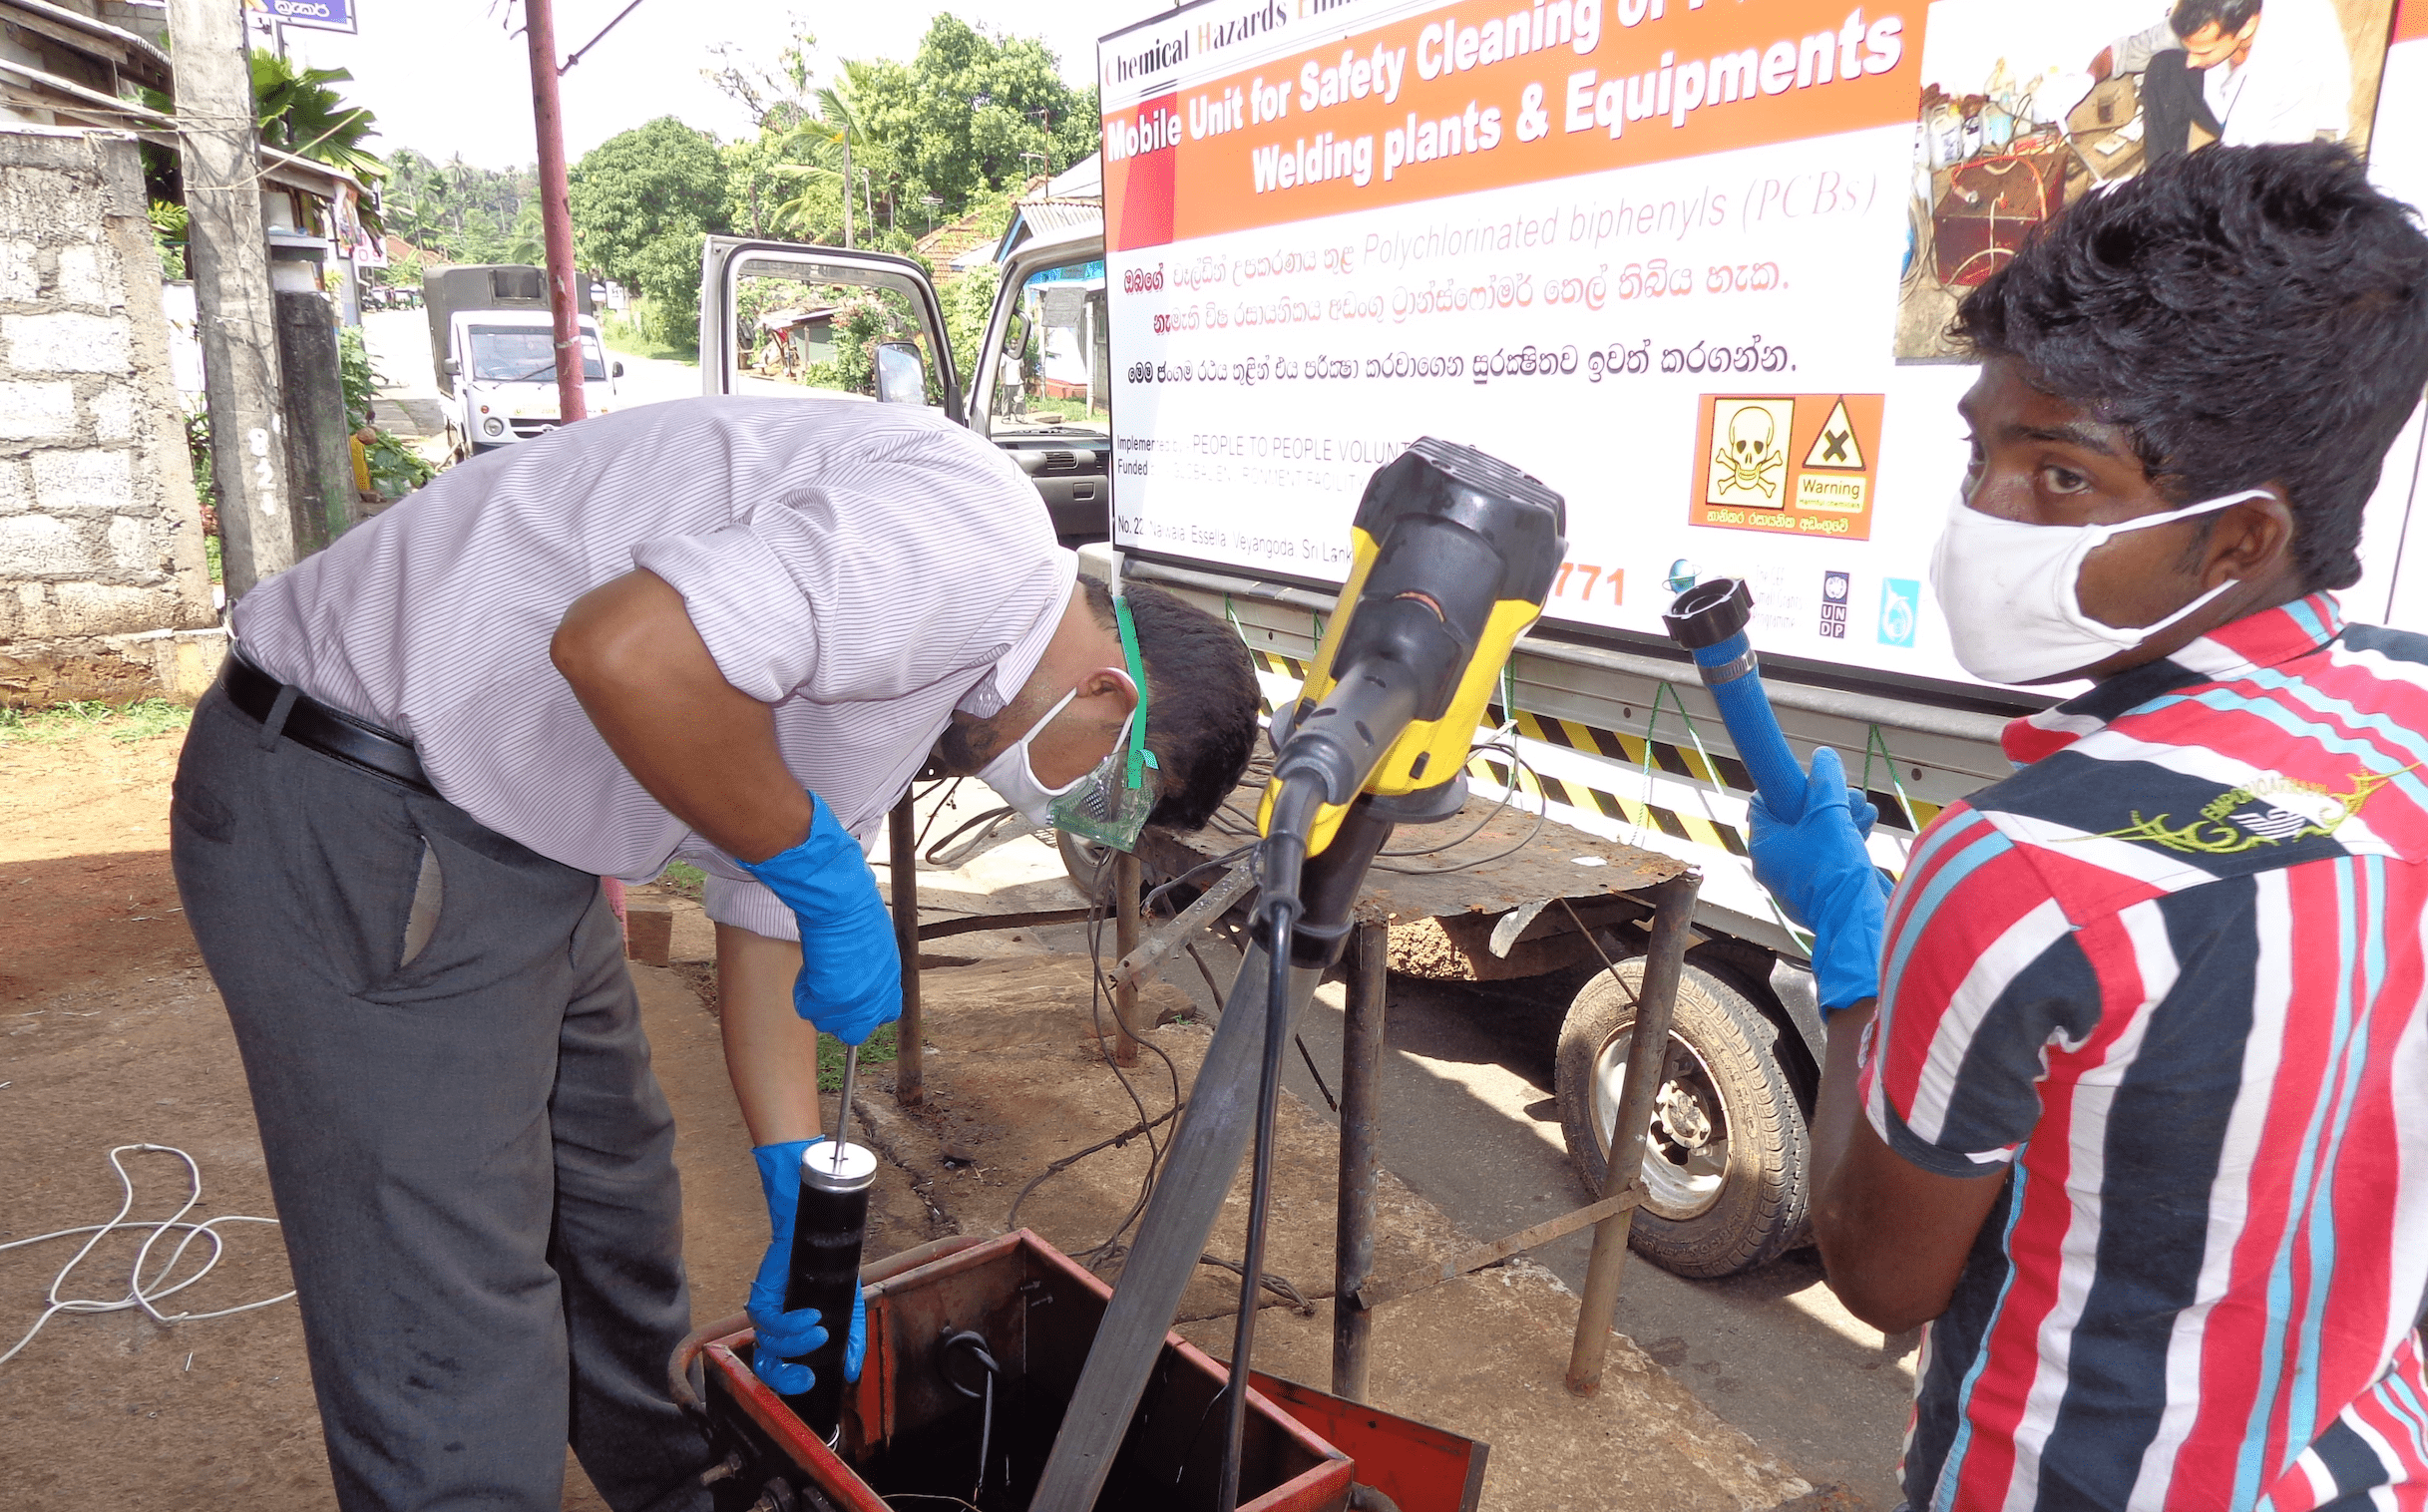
left=1325, top=872, right=1702, bottom=1401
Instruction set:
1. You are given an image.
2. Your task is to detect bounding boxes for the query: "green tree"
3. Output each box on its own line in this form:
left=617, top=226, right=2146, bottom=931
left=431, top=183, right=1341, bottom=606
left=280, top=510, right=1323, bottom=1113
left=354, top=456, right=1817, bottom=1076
left=250, top=51, right=387, bottom=187
left=719, top=15, right=1093, bottom=252
left=505, top=200, right=545, bottom=264
left=381, top=148, right=539, bottom=264
left=852, top=17, right=1096, bottom=214
left=570, top=118, right=729, bottom=353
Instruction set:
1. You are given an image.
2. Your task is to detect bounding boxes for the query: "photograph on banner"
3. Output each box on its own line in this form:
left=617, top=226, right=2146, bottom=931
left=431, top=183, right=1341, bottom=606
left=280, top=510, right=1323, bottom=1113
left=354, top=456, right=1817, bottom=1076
left=1892, top=0, right=2398, bottom=359
left=1688, top=393, right=1884, bottom=542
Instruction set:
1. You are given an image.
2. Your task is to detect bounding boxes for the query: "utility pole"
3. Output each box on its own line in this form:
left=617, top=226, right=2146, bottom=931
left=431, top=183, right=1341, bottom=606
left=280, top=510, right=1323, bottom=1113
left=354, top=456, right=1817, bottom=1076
left=524, top=0, right=585, bottom=424
left=171, top=0, right=294, bottom=601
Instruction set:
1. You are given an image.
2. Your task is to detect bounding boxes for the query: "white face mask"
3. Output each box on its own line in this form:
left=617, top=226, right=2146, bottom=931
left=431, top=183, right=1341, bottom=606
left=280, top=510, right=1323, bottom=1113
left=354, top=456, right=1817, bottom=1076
left=974, top=685, right=1086, bottom=825
left=1929, top=487, right=2270, bottom=684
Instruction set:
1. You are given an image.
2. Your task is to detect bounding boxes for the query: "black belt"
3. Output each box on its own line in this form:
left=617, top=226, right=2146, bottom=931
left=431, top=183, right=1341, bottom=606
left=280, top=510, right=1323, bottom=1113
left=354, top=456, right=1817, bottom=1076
left=222, top=652, right=435, bottom=795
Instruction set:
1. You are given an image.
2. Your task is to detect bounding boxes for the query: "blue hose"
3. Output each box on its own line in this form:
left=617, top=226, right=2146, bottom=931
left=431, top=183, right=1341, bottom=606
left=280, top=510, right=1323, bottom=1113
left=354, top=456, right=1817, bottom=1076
left=1684, top=630, right=1809, bottom=824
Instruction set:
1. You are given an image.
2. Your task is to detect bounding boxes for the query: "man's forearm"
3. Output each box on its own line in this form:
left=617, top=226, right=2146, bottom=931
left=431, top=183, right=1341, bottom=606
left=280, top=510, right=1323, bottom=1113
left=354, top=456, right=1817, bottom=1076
left=717, top=924, right=827, bottom=1146
left=552, top=569, right=814, bottom=864
left=1811, top=998, right=1879, bottom=1201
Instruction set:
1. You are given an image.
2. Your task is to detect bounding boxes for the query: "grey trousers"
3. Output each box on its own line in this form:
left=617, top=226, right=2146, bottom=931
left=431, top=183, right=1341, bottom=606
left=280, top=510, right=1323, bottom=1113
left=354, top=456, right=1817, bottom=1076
left=170, top=684, right=714, bottom=1512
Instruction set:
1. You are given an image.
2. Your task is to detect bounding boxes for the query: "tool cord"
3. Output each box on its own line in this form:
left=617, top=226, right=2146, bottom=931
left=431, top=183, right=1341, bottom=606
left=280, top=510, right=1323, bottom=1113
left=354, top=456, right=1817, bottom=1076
left=0, top=1143, right=294, bottom=1368
left=1215, top=888, right=1302, bottom=1512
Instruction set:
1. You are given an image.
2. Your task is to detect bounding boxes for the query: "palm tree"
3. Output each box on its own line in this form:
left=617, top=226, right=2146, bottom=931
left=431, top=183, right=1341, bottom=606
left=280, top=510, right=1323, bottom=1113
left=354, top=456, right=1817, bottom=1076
left=249, top=51, right=385, bottom=186
left=769, top=82, right=866, bottom=246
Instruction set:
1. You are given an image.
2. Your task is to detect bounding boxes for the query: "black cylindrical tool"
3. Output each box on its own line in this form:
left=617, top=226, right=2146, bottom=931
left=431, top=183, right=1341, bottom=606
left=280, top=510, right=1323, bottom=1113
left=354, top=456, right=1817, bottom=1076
left=780, top=1139, right=875, bottom=1443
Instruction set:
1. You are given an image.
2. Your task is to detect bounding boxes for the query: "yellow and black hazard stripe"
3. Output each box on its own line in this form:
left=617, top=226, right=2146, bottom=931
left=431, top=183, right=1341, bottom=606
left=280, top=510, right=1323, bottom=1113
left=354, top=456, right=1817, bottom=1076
left=1244, top=650, right=1942, bottom=847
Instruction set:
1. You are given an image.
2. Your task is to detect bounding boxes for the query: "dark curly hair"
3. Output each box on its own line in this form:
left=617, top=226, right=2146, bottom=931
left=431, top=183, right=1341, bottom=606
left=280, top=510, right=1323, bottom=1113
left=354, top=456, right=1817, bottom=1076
left=1080, top=575, right=1260, bottom=832
left=1951, top=143, right=2428, bottom=592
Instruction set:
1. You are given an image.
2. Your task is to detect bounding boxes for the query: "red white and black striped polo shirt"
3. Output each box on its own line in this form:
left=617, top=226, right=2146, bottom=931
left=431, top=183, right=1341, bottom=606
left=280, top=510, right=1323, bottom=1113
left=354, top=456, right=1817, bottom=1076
left=1861, top=594, right=2428, bottom=1511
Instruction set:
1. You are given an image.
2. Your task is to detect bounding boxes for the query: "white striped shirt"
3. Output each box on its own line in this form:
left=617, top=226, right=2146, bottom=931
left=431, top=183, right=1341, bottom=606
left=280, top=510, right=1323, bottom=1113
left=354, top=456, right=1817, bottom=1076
left=232, top=397, right=1075, bottom=939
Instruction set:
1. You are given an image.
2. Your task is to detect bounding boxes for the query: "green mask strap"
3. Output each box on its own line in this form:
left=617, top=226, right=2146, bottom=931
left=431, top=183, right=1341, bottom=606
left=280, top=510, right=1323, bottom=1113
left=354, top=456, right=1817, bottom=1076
left=1112, top=595, right=1157, bottom=790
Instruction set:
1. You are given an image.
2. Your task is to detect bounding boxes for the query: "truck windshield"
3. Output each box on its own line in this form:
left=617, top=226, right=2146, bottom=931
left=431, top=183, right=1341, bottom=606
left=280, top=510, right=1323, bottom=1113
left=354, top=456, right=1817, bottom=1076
left=991, top=259, right=1108, bottom=437
left=467, top=325, right=607, bottom=383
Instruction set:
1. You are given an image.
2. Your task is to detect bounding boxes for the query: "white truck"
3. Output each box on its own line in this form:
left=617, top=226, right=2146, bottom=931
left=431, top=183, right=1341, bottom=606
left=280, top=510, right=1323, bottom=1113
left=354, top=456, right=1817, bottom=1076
left=424, top=264, right=622, bottom=462
left=701, top=0, right=2428, bottom=1278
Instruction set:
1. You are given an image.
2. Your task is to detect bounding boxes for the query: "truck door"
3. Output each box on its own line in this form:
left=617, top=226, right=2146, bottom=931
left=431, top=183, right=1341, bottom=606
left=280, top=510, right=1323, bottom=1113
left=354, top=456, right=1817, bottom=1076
left=696, top=237, right=961, bottom=423
left=969, top=229, right=1112, bottom=544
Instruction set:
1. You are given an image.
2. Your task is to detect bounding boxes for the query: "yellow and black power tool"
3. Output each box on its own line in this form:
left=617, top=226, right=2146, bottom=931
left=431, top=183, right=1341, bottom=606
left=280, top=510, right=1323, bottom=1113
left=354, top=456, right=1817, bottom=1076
left=1256, top=436, right=1568, bottom=919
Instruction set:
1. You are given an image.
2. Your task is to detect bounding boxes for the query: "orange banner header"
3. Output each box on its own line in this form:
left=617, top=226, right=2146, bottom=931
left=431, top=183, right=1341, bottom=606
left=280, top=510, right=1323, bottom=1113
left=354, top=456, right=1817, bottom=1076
left=1103, top=0, right=1922, bottom=249
left=2397, top=0, right=2425, bottom=44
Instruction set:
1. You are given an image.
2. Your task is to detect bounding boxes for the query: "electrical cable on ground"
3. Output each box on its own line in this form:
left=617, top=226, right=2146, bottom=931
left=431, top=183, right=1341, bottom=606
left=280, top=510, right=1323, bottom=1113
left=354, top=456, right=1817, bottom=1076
left=0, top=1144, right=294, bottom=1368
left=1007, top=861, right=1186, bottom=1268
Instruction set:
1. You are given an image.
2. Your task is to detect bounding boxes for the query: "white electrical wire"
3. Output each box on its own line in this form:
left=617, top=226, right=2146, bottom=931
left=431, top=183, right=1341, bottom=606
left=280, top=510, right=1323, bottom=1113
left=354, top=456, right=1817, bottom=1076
left=0, top=1143, right=294, bottom=1368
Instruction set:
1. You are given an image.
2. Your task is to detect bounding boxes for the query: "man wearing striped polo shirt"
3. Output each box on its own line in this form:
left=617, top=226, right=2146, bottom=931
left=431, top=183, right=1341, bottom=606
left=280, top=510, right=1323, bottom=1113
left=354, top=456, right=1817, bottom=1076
left=1751, top=144, right=2428, bottom=1507
left=169, top=398, right=1260, bottom=1511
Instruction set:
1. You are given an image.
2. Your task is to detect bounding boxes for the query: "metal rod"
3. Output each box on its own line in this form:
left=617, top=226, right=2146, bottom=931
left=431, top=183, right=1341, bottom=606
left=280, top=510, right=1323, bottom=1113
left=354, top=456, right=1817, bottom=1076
left=521, top=0, right=587, bottom=430
left=1355, top=1189, right=1642, bottom=1311
left=1110, top=851, right=1143, bottom=1067
left=889, top=793, right=924, bottom=1106
left=917, top=907, right=1095, bottom=942
left=1331, top=917, right=1388, bottom=1402
left=1565, top=872, right=1699, bottom=1395
left=1109, top=864, right=1257, bottom=989
left=831, top=1045, right=857, bottom=1168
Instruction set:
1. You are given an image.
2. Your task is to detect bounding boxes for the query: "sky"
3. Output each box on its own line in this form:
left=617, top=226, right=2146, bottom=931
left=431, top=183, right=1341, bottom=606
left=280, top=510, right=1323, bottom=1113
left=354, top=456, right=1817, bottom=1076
left=262, top=0, right=1118, bottom=170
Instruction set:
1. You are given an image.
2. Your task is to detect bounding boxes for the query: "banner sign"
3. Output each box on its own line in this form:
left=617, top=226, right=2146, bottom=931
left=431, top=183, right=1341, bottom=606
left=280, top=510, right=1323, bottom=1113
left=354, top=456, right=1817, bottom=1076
left=1101, top=0, right=2415, bottom=691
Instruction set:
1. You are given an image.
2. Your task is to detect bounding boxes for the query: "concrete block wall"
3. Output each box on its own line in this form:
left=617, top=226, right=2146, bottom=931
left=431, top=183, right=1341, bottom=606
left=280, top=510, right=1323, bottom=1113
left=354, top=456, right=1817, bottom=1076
left=0, top=126, right=216, bottom=707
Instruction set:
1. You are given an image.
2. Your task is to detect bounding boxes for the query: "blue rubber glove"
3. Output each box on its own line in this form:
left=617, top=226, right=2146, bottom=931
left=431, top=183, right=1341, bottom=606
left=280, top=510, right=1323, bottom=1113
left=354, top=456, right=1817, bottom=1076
left=747, top=1139, right=866, bottom=1395
left=1747, top=747, right=1892, bottom=1017
left=736, top=793, right=902, bottom=1046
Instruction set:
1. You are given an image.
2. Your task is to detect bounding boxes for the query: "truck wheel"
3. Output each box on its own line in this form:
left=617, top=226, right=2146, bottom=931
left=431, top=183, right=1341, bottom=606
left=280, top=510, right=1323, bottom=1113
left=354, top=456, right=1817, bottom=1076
left=1554, top=957, right=1811, bottom=1278
left=1057, top=828, right=1115, bottom=902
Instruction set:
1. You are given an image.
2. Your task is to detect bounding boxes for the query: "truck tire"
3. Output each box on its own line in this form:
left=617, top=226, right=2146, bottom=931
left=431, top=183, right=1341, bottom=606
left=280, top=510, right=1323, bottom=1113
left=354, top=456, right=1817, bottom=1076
left=1057, top=828, right=1115, bottom=902
left=1554, top=957, right=1812, bottom=1278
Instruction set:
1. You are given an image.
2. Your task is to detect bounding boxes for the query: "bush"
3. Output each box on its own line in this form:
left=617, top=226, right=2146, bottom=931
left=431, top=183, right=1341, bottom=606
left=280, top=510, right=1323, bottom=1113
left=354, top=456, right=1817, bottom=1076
left=336, top=324, right=437, bottom=501
left=337, top=324, right=377, bottom=430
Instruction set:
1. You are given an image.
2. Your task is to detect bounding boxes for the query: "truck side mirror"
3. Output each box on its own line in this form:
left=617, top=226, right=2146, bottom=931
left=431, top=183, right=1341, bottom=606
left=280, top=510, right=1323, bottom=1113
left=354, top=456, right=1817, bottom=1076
left=1002, top=315, right=1027, bottom=355
left=875, top=342, right=926, bottom=406
left=443, top=357, right=461, bottom=377
left=611, top=361, right=625, bottom=378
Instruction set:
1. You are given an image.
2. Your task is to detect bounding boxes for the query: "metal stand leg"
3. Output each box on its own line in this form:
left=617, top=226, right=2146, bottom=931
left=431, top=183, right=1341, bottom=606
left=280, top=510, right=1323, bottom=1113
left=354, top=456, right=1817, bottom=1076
left=889, top=793, right=924, bottom=1107
left=1110, top=850, right=1143, bottom=1067
left=1332, top=916, right=1388, bottom=1401
left=1565, top=872, right=1699, bottom=1395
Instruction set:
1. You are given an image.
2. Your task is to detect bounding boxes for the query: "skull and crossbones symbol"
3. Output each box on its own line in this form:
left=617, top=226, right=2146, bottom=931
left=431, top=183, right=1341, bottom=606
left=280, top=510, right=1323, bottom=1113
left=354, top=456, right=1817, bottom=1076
left=1713, top=405, right=1788, bottom=500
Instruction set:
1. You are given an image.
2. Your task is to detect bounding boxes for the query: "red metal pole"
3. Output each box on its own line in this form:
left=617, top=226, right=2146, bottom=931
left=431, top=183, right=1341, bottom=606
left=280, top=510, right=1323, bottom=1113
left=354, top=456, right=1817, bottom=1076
left=524, top=0, right=586, bottom=425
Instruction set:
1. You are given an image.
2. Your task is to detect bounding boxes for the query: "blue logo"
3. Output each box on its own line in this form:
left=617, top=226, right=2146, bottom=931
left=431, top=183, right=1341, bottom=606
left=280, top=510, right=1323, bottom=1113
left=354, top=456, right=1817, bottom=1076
left=1878, top=578, right=1920, bottom=647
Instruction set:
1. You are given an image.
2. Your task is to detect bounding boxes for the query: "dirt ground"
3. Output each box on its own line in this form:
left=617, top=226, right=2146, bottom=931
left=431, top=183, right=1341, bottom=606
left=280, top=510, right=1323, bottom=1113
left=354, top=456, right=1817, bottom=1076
left=0, top=724, right=1823, bottom=1510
